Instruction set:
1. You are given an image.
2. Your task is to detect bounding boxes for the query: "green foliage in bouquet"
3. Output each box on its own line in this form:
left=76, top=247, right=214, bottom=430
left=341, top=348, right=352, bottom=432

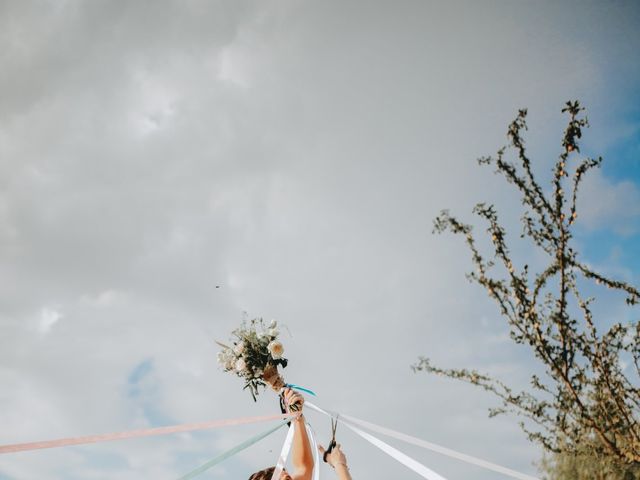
left=217, top=318, right=288, bottom=401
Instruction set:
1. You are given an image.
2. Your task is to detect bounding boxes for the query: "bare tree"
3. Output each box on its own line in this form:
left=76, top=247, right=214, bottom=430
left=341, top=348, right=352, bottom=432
left=414, top=102, right=640, bottom=465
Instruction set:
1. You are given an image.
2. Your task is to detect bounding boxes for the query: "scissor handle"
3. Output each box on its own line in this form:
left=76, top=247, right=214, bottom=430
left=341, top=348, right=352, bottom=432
left=323, top=439, right=337, bottom=463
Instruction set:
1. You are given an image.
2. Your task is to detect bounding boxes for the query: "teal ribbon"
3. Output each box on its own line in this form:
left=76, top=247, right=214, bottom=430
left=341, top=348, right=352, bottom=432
left=285, top=384, right=317, bottom=396
left=177, top=418, right=289, bottom=480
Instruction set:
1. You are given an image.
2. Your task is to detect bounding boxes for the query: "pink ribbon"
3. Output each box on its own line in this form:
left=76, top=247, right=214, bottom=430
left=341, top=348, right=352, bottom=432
left=0, top=412, right=295, bottom=454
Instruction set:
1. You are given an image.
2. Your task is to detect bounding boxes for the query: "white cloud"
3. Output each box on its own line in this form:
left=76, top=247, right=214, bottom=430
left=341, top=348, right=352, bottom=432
left=127, top=69, right=179, bottom=136
left=217, top=46, right=253, bottom=88
left=36, top=307, right=62, bottom=334
left=577, top=168, right=640, bottom=235
left=79, top=289, right=127, bottom=308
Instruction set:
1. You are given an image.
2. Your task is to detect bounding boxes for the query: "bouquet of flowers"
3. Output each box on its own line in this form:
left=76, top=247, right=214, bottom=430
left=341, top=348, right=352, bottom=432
left=217, top=318, right=289, bottom=401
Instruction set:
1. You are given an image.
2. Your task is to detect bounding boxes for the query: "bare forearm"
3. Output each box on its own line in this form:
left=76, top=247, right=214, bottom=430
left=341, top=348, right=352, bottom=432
left=291, top=415, right=314, bottom=479
left=334, top=464, right=352, bottom=480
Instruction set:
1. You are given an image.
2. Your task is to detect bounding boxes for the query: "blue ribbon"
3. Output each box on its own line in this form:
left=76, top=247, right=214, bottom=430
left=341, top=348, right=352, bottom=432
left=285, top=383, right=317, bottom=396
left=176, top=418, right=289, bottom=479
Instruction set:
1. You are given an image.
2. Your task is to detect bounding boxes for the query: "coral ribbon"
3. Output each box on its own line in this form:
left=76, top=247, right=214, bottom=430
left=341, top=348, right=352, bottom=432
left=0, top=412, right=296, bottom=454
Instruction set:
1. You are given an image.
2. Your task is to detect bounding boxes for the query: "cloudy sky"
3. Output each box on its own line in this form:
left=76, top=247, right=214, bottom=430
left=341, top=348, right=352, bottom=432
left=1, top=1, right=639, bottom=479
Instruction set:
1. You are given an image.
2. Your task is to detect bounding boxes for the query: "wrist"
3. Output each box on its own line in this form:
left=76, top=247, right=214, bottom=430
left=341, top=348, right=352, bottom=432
left=332, top=462, right=348, bottom=470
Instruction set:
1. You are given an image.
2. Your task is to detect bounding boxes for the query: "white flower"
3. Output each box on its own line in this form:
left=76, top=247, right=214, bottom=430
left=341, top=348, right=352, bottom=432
left=234, top=342, right=245, bottom=355
left=268, top=328, right=279, bottom=337
left=218, top=349, right=235, bottom=370
left=235, top=358, right=247, bottom=372
left=267, top=340, right=284, bottom=359
left=217, top=351, right=226, bottom=365
left=269, top=319, right=278, bottom=329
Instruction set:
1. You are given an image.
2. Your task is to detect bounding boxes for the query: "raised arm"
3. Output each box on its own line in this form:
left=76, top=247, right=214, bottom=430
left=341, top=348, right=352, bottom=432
left=283, top=388, right=314, bottom=480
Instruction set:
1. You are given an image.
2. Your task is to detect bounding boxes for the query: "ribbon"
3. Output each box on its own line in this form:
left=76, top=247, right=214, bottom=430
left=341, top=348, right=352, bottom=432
left=178, top=418, right=291, bottom=480
left=305, top=422, right=321, bottom=480
left=285, top=384, right=317, bottom=396
left=2, top=396, right=539, bottom=480
left=342, top=421, right=449, bottom=480
left=270, top=420, right=320, bottom=480
left=339, top=414, right=539, bottom=480
left=271, top=424, right=296, bottom=480
left=0, top=412, right=296, bottom=455
left=306, top=402, right=539, bottom=480
left=306, top=403, right=446, bottom=480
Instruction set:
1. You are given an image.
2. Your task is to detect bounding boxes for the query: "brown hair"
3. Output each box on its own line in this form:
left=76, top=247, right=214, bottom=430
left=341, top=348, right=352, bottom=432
left=248, top=466, right=275, bottom=480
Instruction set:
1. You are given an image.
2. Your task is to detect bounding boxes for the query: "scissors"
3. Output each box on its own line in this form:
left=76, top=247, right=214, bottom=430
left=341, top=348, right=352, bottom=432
left=323, top=416, right=338, bottom=463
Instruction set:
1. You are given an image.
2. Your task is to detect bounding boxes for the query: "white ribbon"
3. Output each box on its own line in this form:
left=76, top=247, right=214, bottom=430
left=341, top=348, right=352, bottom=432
left=271, top=423, right=296, bottom=480
left=307, top=402, right=539, bottom=480
left=305, top=422, right=321, bottom=480
left=340, top=414, right=539, bottom=480
left=305, top=401, right=332, bottom=418
left=270, top=420, right=321, bottom=480
left=306, top=402, right=447, bottom=480
left=343, top=421, right=449, bottom=480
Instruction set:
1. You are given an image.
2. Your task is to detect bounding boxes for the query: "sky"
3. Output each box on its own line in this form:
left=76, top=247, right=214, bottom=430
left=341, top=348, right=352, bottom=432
left=1, top=1, right=639, bottom=479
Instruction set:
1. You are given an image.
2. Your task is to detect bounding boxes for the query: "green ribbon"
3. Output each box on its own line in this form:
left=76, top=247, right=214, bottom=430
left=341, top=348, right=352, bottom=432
left=177, top=418, right=289, bottom=480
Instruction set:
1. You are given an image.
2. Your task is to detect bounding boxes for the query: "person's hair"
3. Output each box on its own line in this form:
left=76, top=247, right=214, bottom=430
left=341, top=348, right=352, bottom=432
left=248, top=466, right=275, bottom=480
